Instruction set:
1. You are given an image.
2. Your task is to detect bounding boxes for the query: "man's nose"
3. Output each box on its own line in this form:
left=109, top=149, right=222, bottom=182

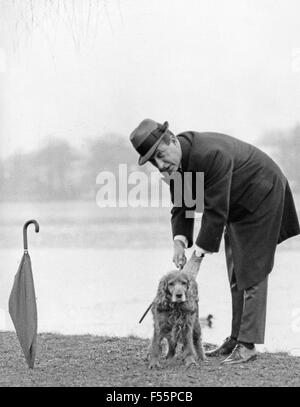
left=155, top=158, right=165, bottom=171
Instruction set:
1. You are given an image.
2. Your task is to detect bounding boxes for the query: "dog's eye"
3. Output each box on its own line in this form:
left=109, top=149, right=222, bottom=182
left=168, top=282, right=174, bottom=287
left=181, top=281, right=187, bottom=286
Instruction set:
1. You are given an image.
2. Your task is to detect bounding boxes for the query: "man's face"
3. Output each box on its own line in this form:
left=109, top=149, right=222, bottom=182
left=149, top=138, right=182, bottom=175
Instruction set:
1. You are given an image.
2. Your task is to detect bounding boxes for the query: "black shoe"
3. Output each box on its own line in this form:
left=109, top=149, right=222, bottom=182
left=205, top=336, right=237, bottom=357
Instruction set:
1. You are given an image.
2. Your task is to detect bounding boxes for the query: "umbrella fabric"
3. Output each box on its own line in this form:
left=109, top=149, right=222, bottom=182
left=9, top=252, right=37, bottom=368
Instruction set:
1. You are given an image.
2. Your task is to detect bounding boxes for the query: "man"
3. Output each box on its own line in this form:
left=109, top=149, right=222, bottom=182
left=130, top=118, right=300, bottom=365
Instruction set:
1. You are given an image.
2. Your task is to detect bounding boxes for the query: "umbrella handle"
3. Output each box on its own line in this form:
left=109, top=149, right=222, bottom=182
left=23, top=220, right=39, bottom=251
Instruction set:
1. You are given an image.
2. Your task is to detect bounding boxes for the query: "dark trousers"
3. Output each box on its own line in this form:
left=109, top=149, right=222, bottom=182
left=225, top=232, right=268, bottom=344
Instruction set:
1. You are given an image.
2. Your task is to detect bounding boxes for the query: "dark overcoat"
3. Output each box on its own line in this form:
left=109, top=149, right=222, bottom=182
left=170, top=132, right=300, bottom=289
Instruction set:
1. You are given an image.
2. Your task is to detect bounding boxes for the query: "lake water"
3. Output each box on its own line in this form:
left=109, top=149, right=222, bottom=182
left=0, top=201, right=300, bottom=356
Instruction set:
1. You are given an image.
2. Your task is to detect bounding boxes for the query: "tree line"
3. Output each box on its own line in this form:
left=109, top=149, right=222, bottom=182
left=259, top=123, right=300, bottom=192
left=0, top=134, right=148, bottom=201
left=0, top=124, right=299, bottom=202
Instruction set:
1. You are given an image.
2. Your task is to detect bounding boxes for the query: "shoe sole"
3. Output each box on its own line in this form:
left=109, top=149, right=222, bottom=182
left=220, top=354, right=257, bottom=365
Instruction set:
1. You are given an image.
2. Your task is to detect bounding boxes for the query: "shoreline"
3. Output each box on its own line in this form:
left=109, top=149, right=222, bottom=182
left=1, top=331, right=299, bottom=387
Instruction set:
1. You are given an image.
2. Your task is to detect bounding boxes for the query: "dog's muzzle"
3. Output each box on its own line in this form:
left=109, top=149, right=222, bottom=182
left=172, top=290, right=187, bottom=303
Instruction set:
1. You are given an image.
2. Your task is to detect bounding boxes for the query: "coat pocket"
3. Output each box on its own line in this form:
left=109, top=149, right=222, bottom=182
left=238, top=179, right=274, bottom=213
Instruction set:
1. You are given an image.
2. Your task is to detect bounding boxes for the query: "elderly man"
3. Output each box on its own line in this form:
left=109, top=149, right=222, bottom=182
left=130, top=118, right=300, bottom=365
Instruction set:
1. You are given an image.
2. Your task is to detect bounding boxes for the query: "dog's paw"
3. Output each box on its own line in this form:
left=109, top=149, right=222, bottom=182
left=184, top=356, right=198, bottom=369
left=148, top=358, right=161, bottom=369
left=198, top=353, right=206, bottom=362
left=166, top=350, right=176, bottom=360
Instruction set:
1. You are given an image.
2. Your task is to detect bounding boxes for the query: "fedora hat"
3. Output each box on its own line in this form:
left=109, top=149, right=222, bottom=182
left=130, top=119, right=169, bottom=165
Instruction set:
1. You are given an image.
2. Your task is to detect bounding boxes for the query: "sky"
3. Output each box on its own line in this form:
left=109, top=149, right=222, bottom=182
left=0, top=0, right=300, bottom=157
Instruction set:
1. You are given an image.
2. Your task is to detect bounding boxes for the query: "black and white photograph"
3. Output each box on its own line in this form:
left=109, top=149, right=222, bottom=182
left=0, top=0, right=300, bottom=390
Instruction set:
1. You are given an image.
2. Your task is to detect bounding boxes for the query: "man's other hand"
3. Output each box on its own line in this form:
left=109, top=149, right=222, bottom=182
left=173, top=240, right=187, bottom=269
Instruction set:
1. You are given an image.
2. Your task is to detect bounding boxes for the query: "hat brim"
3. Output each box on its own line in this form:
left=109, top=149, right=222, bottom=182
left=138, top=128, right=168, bottom=165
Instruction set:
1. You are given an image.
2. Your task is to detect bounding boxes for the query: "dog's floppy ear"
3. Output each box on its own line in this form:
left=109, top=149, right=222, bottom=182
left=154, top=275, right=170, bottom=311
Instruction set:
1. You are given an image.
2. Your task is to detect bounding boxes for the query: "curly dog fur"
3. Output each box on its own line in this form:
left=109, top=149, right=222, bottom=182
left=149, top=270, right=205, bottom=369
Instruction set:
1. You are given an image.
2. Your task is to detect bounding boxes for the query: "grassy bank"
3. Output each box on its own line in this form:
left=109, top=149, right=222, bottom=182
left=0, top=332, right=299, bottom=387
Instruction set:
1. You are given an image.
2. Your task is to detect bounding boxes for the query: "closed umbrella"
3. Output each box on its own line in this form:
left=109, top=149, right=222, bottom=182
left=9, top=220, right=39, bottom=369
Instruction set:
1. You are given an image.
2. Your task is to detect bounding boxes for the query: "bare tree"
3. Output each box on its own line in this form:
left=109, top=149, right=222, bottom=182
left=31, top=137, right=80, bottom=199
left=0, top=0, right=110, bottom=51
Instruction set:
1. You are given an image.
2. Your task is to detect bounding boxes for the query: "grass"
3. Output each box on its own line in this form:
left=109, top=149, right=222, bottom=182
left=0, top=331, right=299, bottom=387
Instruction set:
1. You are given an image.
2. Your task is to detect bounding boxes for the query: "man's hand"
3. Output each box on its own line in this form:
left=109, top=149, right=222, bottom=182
left=173, top=239, right=187, bottom=269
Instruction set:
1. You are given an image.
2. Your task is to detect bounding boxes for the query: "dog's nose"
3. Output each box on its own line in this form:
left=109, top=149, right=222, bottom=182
left=176, top=293, right=182, bottom=299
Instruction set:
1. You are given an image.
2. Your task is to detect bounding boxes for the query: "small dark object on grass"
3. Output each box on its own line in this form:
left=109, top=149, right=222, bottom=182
left=200, top=314, right=214, bottom=328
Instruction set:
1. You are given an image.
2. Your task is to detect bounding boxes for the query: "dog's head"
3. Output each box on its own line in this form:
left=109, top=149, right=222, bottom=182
left=155, top=270, right=198, bottom=311
left=165, top=271, right=189, bottom=303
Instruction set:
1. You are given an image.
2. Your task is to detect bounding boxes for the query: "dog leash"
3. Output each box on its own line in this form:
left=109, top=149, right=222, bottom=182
left=138, top=263, right=184, bottom=324
left=138, top=301, right=153, bottom=324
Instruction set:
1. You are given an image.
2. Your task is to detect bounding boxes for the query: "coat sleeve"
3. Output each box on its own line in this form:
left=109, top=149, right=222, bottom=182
left=195, top=149, right=233, bottom=252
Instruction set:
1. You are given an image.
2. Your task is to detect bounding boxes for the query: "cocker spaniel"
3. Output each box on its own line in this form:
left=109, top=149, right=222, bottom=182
left=148, top=270, right=205, bottom=369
